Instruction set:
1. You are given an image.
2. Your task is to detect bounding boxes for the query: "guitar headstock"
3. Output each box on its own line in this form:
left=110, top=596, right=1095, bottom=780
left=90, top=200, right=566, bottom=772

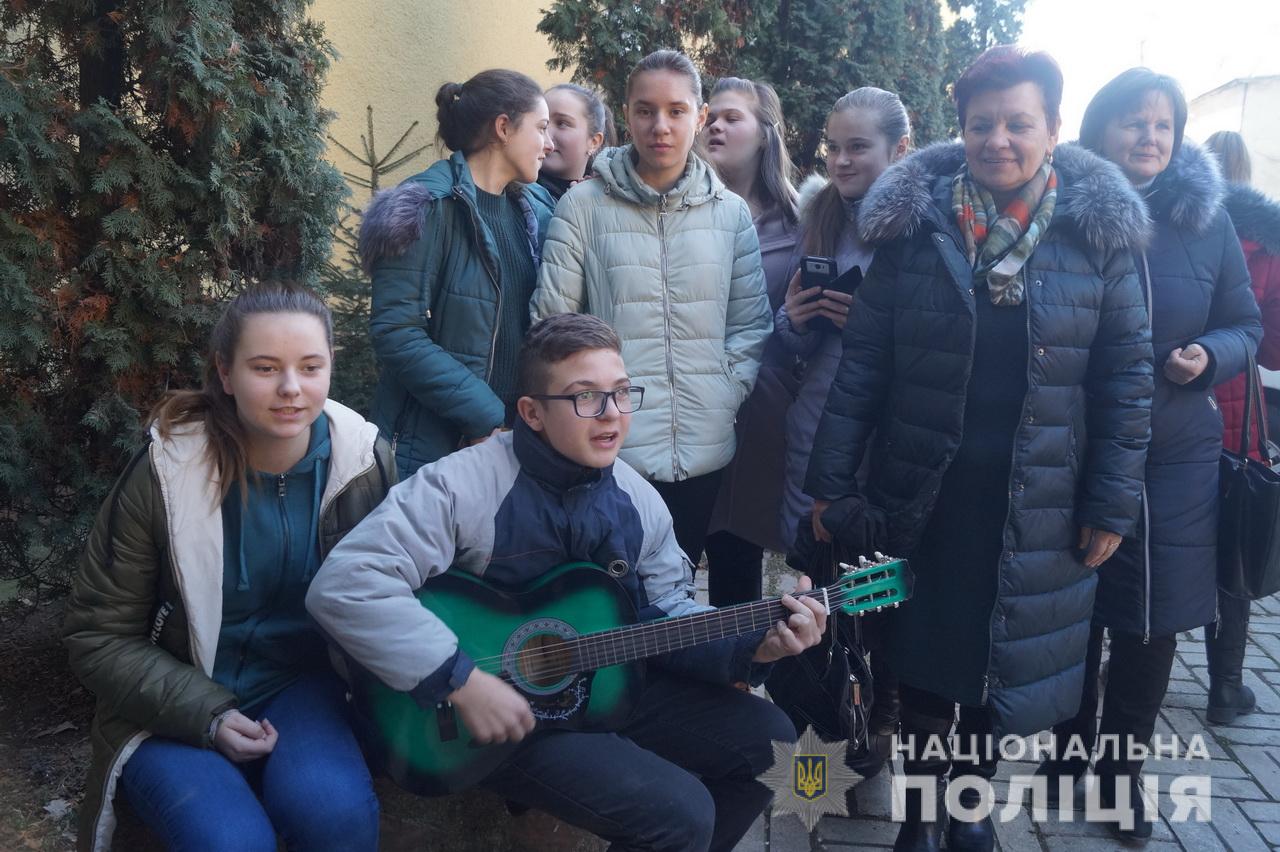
left=830, top=553, right=913, bottom=616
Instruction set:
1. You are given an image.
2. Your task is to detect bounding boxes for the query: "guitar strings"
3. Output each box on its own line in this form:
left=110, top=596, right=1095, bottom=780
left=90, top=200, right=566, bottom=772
left=472, top=586, right=895, bottom=683
left=459, top=579, right=903, bottom=682
left=461, top=578, right=898, bottom=675
left=462, top=588, right=833, bottom=672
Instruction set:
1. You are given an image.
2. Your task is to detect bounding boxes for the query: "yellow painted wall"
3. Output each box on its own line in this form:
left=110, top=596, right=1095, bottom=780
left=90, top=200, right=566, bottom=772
left=312, top=0, right=570, bottom=199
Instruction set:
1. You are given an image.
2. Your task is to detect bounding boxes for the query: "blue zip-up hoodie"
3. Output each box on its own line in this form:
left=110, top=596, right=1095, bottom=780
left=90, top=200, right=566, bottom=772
left=214, top=414, right=332, bottom=713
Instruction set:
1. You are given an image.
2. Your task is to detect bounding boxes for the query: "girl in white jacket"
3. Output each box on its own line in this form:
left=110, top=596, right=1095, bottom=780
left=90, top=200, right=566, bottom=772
left=531, top=49, right=772, bottom=569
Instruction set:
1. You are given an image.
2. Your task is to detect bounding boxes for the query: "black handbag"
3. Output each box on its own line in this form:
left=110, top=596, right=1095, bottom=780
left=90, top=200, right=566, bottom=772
left=766, top=538, right=880, bottom=779
left=1218, top=352, right=1280, bottom=600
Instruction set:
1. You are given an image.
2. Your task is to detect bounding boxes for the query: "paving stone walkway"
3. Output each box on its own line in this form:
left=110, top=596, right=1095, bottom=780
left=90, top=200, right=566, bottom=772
left=732, top=565, right=1280, bottom=852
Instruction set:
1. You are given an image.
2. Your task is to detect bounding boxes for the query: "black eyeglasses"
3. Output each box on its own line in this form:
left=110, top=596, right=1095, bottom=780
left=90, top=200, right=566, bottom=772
left=529, top=386, right=645, bottom=418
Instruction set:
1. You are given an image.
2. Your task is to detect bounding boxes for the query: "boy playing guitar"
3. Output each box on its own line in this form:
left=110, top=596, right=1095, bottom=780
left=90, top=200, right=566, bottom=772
left=308, top=313, right=827, bottom=849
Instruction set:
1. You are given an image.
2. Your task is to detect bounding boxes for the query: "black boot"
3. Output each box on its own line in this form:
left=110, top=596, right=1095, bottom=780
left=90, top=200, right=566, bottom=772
left=1095, top=761, right=1153, bottom=843
left=893, top=710, right=952, bottom=852
left=1206, top=593, right=1256, bottom=725
left=946, top=707, right=995, bottom=852
left=1091, top=630, right=1176, bottom=845
left=862, top=662, right=900, bottom=778
left=1033, top=754, right=1089, bottom=809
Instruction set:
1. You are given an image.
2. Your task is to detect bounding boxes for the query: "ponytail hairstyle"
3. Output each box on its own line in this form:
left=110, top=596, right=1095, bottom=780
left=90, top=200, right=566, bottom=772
left=435, top=69, right=545, bottom=155
left=1205, top=130, right=1252, bottom=185
left=806, top=87, right=912, bottom=256
left=150, top=284, right=334, bottom=501
left=709, top=77, right=799, bottom=224
left=600, top=100, right=619, bottom=147
left=625, top=49, right=703, bottom=105
left=547, top=83, right=615, bottom=172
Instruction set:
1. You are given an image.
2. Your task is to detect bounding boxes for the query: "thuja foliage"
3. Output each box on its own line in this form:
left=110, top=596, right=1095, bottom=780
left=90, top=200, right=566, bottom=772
left=0, top=0, right=347, bottom=592
left=323, top=106, right=432, bottom=419
left=538, top=0, right=1024, bottom=167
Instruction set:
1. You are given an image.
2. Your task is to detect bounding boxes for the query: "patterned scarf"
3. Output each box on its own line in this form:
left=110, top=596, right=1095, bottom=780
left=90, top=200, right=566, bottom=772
left=951, top=160, right=1058, bottom=306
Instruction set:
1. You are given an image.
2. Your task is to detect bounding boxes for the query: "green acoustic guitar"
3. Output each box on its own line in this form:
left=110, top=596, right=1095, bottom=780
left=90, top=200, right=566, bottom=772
left=349, top=555, right=912, bottom=796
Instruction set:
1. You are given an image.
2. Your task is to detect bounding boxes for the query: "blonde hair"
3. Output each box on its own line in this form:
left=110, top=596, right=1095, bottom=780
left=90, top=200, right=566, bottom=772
left=1205, top=131, right=1252, bottom=185
left=806, top=87, right=912, bottom=256
left=710, top=77, right=799, bottom=224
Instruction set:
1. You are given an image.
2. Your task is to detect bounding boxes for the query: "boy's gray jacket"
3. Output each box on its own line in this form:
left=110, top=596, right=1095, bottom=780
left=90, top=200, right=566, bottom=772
left=530, top=146, right=773, bottom=482
left=306, top=425, right=765, bottom=705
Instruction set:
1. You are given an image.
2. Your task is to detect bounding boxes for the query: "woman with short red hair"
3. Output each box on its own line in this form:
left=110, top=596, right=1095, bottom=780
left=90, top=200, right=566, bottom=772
left=805, top=45, right=1154, bottom=851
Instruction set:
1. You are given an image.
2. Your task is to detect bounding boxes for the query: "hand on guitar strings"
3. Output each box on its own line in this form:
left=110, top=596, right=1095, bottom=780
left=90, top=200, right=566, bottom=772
left=447, top=669, right=536, bottom=745
left=751, top=575, right=830, bottom=664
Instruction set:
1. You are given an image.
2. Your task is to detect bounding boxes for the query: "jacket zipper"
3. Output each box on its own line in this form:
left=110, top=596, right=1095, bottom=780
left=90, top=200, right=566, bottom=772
left=657, top=194, right=681, bottom=479
left=935, top=228, right=995, bottom=705
left=1138, top=251, right=1154, bottom=644
left=389, top=401, right=408, bottom=458
left=232, top=474, right=290, bottom=697
left=315, top=455, right=380, bottom=552
left=982, top=274, right=1034, bottom=705
left=453, top=186, right=504, bottom=383
left=1141, top=483, right=1152, bottom=644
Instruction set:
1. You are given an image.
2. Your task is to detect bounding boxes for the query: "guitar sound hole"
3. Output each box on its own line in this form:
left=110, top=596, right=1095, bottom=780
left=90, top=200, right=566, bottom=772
left=517, top=633, right=573, bottom=688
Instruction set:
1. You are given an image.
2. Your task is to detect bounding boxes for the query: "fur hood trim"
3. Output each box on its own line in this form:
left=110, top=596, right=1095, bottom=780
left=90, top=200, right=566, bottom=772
left=1148, top=140, right=1224, bottom=235
left=857, top=142, right=1152, bottom=253
left=1223, top=182, right=1280, bottom=254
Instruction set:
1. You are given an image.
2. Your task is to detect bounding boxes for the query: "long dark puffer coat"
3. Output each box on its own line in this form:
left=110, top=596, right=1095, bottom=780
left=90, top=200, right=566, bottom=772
left=1093, top=142, right=1262, bottom=639
left=805, top=142, right=1154, bottom=737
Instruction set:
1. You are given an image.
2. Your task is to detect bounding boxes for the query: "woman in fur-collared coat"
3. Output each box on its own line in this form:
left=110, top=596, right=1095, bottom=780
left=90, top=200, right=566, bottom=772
left=804, top=46, right=1154, bottom=852
left=1044, top=69, right=1262, bottom=843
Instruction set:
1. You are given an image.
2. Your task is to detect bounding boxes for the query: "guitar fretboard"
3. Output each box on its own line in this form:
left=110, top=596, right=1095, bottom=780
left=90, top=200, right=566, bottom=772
left=569, top=594, right=812, bottom=672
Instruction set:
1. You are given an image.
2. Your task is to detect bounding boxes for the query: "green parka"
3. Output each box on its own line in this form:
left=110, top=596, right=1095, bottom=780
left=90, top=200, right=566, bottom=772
left=360, top=152, right=555, bottom=476
left=63, top=400, right=394, bottom=852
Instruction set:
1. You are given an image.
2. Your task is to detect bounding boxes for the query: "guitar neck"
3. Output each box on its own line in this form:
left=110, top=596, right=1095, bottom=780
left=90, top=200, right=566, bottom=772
left=568, top=591, right=820, bottom=673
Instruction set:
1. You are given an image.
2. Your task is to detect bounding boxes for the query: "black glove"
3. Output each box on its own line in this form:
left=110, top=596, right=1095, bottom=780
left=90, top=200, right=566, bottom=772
left=820, top=495, right=889, bottom=558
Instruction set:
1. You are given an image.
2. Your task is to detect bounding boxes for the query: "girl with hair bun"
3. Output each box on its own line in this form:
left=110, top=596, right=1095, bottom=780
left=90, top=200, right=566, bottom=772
left=361, top=68, right=557, bottom=476
left=65, top=285, right=394, bottom=852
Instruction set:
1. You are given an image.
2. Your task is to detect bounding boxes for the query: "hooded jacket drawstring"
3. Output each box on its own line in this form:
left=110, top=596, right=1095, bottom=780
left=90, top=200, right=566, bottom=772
left=236, top=495, right=252, bottom=592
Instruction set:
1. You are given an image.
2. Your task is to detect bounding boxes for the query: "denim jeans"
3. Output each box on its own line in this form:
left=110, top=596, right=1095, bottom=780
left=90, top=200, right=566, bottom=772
left=120, top=672, right=379, bottom=851
left=482, top=673, right=796, bottom=852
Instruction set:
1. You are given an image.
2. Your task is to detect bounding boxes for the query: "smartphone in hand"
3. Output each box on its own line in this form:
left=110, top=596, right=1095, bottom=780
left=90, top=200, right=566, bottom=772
left=801, top=255, right=837, bottom=291
left=801, top=256, right=862, bottom=334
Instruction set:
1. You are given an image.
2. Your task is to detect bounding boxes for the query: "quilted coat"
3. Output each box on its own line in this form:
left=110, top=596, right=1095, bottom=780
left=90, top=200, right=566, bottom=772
left=531, top=145, right=773, bottom=482
left=1093, top=142, right=1262, bottom=639
left=360, top=152, right=555, bottom=475
left=805, top=142, right=1155, bottom=736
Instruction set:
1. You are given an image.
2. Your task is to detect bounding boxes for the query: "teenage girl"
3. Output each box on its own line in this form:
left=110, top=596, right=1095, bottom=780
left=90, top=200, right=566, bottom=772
left=700, top=76, right=800, bottom=604
left=361, top=69, right=556, bottom=476
left=538, top=83, right=613, bottom=200
left=532, top=49, right=772, bottom=570
left=65, top=286, right=393, bottom=852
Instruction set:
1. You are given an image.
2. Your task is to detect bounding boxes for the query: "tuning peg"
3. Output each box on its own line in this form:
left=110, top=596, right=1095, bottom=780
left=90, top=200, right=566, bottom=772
left=858, top=555, right=870, bottom=568
left=892, top=601, right=899, bottom=608
left=873, top=551, right=886, bottom=562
